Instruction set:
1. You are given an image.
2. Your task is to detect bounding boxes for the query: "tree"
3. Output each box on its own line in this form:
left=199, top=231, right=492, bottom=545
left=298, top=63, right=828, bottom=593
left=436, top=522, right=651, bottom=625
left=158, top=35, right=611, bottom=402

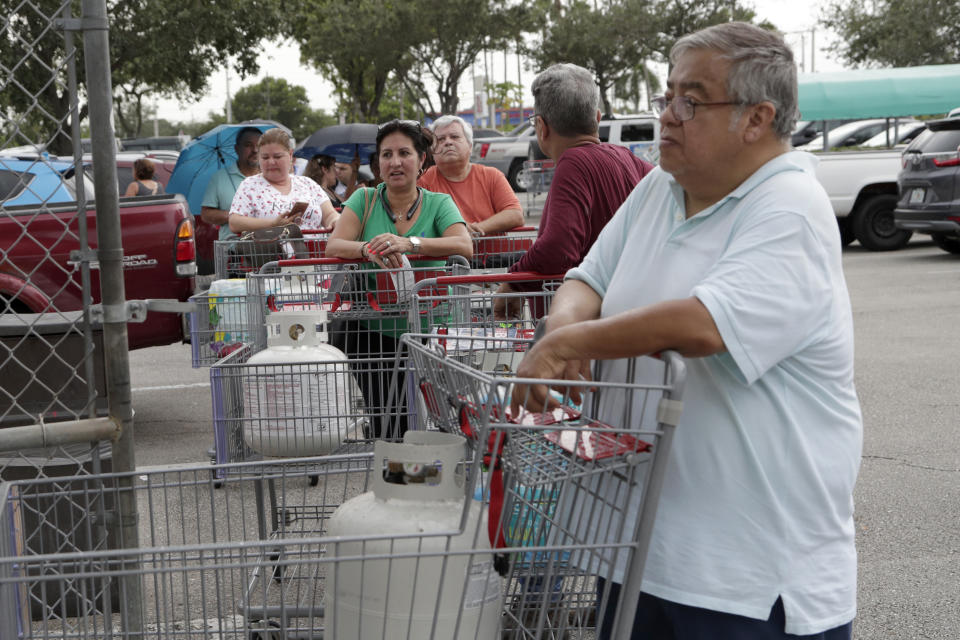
left=292, top=0, right=417, bottom=122
left=0, top=0, right=287, bottom=153
left=404, top=0, right=546, bottom=115
left=528, top=0, right=660, bottom=117
left=655, top=0, right=762, bottom=55
left=231, top=77, right=334, bottom=140
left=820, top=0, right=960, bottom=68
left=528, top=0, right=764, bottom=117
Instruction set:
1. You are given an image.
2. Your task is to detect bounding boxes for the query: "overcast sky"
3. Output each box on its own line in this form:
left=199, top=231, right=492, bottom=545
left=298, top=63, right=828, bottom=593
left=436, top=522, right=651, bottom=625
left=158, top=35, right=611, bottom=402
left=155, top=0, right=840, bottom=124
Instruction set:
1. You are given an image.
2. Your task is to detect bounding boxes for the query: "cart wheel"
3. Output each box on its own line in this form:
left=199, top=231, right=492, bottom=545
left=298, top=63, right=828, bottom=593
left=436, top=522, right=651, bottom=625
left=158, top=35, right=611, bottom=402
left=247, top=619, right=281, bottom=640
left=271, top=551, right=284, bottom=582
left=309, top=474, right=319, bottom=487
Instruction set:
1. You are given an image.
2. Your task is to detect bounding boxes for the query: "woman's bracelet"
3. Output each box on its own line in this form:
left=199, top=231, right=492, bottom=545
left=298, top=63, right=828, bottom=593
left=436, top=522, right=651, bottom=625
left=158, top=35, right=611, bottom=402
left=359, top=241, right=369, bottom=259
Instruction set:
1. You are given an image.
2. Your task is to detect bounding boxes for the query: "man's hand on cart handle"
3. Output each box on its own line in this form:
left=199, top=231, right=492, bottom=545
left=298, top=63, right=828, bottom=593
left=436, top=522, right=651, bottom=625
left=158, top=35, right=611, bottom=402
left=512, top=330, right=593, bottom=415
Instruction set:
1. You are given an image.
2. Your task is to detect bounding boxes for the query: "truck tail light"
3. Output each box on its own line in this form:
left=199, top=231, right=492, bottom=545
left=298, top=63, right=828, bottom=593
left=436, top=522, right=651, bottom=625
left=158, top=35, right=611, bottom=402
left=932, top=155, right=960, bottom=168
left=174, top=218, right=197, bottom=277
left=479, top=143, right=490, bottom=158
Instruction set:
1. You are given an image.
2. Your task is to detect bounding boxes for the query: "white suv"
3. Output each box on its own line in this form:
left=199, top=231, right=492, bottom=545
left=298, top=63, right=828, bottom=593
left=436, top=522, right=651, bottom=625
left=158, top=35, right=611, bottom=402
left=473, top=114, right=660, bottom=191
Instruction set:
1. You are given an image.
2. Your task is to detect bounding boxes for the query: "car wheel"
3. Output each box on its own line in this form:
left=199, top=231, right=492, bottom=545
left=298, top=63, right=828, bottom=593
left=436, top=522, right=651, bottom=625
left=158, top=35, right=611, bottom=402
left=931, top=233, right=960, bottom=254
left=852, top=194, right=912, bottom=251
left=507, top=159, right=526, bottom=192
left=837, top=216, right=856, bottom=247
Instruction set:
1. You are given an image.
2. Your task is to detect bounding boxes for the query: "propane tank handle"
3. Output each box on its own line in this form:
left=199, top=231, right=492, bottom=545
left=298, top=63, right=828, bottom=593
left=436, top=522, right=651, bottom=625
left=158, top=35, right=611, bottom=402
left=373, top=432, right=467, bottom=501
left=265, top=310, right=330, bottom=347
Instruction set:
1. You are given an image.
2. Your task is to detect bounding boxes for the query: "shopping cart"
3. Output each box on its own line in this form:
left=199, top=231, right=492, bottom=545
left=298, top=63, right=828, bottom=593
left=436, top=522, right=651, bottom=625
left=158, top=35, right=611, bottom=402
left=518, top=159, right=556, bottom=212
left=407, top=271, right=562, bottom=380
left=0, top=338, right=685, bottom=639
left=403, top=334, right=687, bottom=639
left=471, top=225, right=538, bottom=270
left=213, top=228, right=331, bottom=280
left=206, top=255, right=472, bottom=475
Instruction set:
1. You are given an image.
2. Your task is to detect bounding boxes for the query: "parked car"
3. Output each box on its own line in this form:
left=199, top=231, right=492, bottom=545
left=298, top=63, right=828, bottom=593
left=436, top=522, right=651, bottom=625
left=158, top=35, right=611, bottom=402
left=527, top=113, right=660, bottom=165
left=472, top=127, right=504, bottom=138
left=894, top=117, right=960, bottom=254
left=861, top=121, right=928, bottom=148
left=799, top=118, right=918, bottom=151
left=791, top=119, right=855, bottom=147
left=120, top=135, right=187, bottom=152
left=471, top=121, right=538, bottom=190
left=0, top=158, right=96, bottom=207
left=1, top=193, right=198, bottom=349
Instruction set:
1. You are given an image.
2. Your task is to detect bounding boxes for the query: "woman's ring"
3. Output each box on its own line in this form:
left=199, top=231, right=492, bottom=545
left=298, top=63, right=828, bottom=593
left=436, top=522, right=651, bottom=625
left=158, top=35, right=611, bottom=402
left=386, top=240, right=391, bottom=247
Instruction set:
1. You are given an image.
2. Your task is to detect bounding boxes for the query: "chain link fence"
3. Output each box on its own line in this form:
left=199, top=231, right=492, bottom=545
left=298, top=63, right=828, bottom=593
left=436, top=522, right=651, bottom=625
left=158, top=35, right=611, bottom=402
left=1, top=0, right=147, bottom=631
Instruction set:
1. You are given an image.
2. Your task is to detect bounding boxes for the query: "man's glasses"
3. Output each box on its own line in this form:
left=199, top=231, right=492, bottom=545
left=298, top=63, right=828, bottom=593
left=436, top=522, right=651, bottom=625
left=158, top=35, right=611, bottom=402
left=651, top=95, right=746, bottom=122
left=528, top=114, right=543, bottom=128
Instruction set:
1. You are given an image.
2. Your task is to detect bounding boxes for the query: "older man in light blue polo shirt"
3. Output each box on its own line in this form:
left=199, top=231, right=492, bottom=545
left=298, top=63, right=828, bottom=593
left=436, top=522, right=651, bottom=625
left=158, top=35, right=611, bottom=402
left=514, top=22, right=862, bottom=640
left=200, top=127, right=262, bottom=242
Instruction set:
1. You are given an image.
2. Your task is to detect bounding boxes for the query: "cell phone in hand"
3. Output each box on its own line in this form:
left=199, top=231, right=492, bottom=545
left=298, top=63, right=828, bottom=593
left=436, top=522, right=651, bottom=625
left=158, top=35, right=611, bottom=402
left=290, top=201, right=308, bottom=219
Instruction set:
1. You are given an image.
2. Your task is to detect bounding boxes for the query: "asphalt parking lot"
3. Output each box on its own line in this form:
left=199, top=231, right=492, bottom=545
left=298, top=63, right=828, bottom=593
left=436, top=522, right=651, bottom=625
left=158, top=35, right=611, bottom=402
left=127, top=229, right=960, bottom=638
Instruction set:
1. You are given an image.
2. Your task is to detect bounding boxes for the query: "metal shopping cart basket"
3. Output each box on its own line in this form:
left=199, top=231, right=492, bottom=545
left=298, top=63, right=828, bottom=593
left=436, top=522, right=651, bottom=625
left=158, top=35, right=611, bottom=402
left=0, top=336, right=684, bottom=640
left=471, top=225, right=538, bottom=270
left=409, top=271, right=563, bottom=377
left=213, top=228, right=331, bottom=280
left=403, top=333, right=687, bottom=638
left=205, top=256, right=471, bottom=474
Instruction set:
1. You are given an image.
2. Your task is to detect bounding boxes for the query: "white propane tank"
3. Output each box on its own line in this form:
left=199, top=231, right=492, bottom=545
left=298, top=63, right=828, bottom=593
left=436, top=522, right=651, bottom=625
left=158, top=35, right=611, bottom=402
left=326, top=432, right=502, bottom=639
left=244, top=310, right=358, bottom=456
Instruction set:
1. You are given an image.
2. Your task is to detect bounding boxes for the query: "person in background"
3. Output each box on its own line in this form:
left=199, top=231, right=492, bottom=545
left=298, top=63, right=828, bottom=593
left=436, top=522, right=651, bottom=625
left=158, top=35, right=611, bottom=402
left=494, top=63, right=653, bottom=318
left=201, top=126, right=262, bottom=242
left=303, top=153, right=343, bottom=210
left=326, top=119, right=472, bottom=438
left=419, top=114, right=523, bottom=236
left=514, top=22, right=860, bottom=640
left=123, top=158, right=165, bottom=196
left=334, top=158, right=362, bottom=201
left=367, top=150, right=383, bottom=187
left=228, top=128, right=339, bottom=232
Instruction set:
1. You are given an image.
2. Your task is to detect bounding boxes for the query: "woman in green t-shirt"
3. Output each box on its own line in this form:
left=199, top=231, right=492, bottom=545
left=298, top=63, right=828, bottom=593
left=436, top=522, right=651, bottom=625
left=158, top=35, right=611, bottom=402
left=326, top=119, right=473, bottom=439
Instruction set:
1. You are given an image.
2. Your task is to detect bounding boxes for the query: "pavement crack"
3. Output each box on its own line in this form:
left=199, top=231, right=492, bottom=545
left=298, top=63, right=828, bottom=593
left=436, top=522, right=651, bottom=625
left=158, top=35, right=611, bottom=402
left=862, top=454, right=959, bottom=473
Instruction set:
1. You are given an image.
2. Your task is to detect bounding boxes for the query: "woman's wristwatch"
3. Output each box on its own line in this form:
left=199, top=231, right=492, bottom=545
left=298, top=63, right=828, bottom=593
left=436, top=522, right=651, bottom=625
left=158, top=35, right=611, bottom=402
left=409, top=236, right=421, bottom=253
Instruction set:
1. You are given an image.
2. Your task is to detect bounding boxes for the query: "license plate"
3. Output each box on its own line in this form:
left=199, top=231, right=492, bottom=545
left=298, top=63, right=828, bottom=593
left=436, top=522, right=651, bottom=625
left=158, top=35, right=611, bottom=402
left=909, top=188, right=925, bottom=204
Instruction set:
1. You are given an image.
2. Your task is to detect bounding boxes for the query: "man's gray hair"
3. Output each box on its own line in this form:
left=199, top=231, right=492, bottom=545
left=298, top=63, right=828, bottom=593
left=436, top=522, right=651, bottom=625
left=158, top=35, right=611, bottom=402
left=430, top=115, right=473, bottom=147
left=531, top=63, right=600, bottom=137
left=671, top=22, right=799, bottom=140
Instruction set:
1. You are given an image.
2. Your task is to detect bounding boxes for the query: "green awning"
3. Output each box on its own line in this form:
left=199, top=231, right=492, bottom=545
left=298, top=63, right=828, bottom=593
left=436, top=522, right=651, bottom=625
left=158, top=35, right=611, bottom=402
left=797, top=64, right=960, bottom=120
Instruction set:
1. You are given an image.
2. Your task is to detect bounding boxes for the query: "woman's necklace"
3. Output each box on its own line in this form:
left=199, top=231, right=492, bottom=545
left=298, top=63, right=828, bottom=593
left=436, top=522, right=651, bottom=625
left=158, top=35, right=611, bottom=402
left=382, top=187, right=423, bottom=223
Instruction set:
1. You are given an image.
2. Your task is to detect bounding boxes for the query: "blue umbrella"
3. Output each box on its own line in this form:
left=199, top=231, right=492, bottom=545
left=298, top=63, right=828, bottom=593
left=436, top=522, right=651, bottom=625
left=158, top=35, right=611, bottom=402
left=166, top=122, right=286, bottom=216
left=294, top=123, right=379, bottom=163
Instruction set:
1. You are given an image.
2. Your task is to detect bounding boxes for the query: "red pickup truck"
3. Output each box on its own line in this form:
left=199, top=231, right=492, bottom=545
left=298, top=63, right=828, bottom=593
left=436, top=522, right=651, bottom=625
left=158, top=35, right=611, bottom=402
left=1, top=193, right=197, bottom=350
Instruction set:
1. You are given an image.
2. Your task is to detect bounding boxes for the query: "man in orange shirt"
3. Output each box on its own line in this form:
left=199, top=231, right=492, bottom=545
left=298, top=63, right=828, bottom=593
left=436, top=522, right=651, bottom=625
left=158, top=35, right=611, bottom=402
left=419, top=115, right=523, bottom=236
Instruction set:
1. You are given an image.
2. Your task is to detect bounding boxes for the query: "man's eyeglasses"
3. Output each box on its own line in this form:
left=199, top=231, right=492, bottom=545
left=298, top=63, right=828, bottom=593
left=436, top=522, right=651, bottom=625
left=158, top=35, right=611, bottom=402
left=528, top=114, right=543, bottom=128
left=651, top=95, right=746, bottom=122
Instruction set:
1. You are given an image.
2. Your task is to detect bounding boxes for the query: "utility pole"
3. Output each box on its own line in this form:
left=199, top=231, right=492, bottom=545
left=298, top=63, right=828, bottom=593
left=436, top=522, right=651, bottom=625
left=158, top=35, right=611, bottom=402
left=810, top=28, right=816, bottom=73
left=225, top=66, right=233, bottom=123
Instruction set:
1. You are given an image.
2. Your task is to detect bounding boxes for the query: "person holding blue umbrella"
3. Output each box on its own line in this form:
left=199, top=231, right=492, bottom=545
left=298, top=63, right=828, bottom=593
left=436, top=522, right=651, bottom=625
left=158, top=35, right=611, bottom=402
left=200, top=126, right=262, bottom=242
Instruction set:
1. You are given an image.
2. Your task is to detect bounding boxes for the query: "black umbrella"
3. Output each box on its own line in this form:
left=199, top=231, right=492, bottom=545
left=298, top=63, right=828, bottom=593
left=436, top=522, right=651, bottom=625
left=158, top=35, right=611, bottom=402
left=294, top=123, right=379, bottom=163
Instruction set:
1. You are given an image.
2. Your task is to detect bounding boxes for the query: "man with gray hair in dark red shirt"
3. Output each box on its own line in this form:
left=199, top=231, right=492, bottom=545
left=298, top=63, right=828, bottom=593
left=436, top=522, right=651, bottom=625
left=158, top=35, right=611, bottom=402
left=495, top=62, right=653, bottom=318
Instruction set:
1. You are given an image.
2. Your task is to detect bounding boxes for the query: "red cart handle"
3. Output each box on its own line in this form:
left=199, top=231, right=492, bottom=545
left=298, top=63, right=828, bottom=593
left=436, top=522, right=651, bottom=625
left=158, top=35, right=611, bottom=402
left=273, top=254, right=466, bottom=268
left=430, top=272, right=565, bottom=286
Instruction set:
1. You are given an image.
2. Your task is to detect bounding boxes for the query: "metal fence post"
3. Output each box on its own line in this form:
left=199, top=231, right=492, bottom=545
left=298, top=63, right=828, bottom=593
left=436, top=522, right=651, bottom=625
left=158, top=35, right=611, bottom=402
left=79, top=0, right=143, bottom=633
